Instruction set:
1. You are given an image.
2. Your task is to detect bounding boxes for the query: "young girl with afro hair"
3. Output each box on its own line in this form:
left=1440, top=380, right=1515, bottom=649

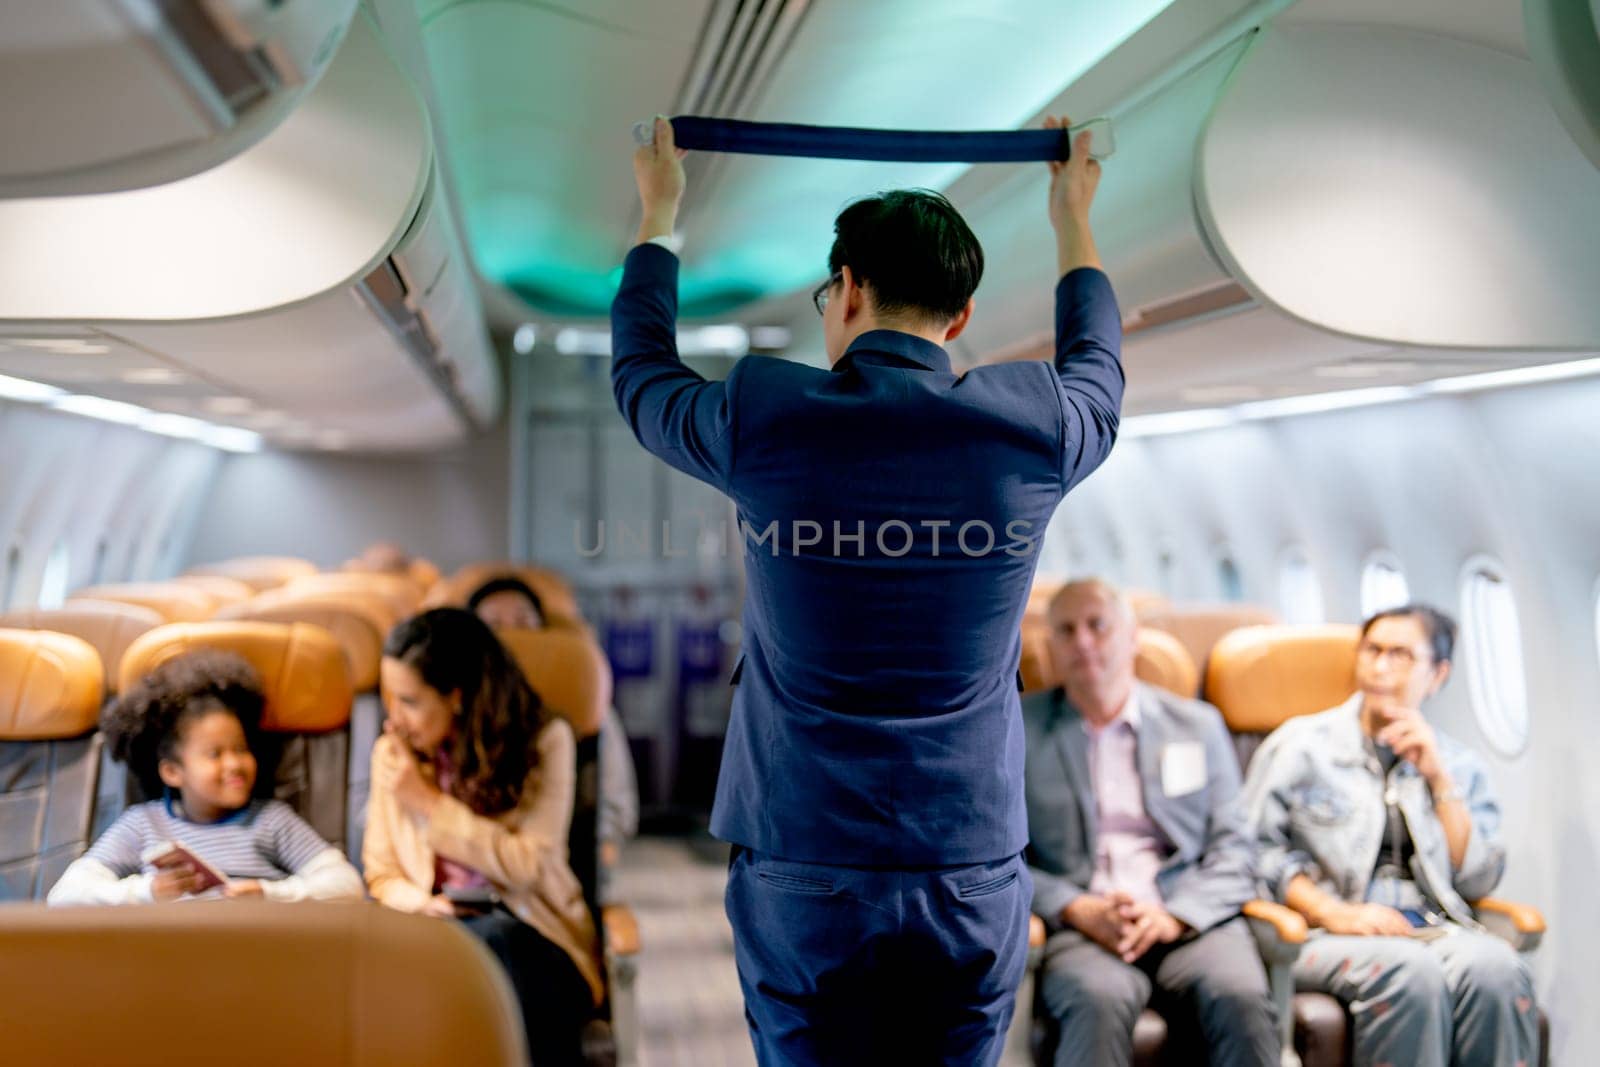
left=48, top=649, right=362, bottom=905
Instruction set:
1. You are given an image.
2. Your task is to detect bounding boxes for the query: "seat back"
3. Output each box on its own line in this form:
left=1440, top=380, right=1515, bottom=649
left=186, top=555, right=319, bottom=593
left=69, top=582, right=217, bottom=623
left=282, top=572, right=422, bottom=623
left=497, top=626, right=611, bottom=919
left=0, top=629, right=104, bottom=900
left=0, top=901, right=526, bottom=1066
left=1019, top=623, right=1201, bottom=700
left=170, top=573, right=257, bottom=610
left=119, top=622, right=354, bottom=848
left=1204, top=623, right=1361, bottom=772
left=408, top=557, right=442, bottom=591
left=426, top=561, right=582, bottom=624
left=0, top=601, right=162, bottom=695
left=1138, top=604, right=1280, bottom=677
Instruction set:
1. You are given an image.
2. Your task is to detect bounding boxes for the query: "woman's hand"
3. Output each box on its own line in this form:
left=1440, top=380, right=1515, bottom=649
left=1319, top=901, right=1414, bottom=937
left=421, top=894, right=459, bottom=919
left=383, top=723, right=442, bottom=819
left=1377, top=710, right=1445, bottom=786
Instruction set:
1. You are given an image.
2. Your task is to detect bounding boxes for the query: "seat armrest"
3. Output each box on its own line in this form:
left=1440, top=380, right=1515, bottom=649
left=603, top=903, right=641, bottom=957
left=1473, top=897, right=1545, bottom=952
left=1243, top=900, right=1307, bottom=953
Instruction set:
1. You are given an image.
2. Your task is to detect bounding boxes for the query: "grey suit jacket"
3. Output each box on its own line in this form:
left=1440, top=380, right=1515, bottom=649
left=1023, top=681, right=1256, bottom=934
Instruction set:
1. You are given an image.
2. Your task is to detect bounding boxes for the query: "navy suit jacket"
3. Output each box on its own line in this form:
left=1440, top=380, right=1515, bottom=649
left=611, top=243, right=1122, bottom=866
left=1022, top=683, right=1257, bottom=934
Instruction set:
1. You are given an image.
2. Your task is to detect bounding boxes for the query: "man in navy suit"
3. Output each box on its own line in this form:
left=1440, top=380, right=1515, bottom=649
left=612, top=115, right=1123, bottom=1066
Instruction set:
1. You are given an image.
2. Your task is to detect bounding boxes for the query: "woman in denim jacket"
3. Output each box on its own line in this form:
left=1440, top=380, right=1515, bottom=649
left=1240, top=605, right=1537, bottom=1067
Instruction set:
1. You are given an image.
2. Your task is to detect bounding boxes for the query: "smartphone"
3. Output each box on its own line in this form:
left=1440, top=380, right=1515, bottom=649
left=140, top=841, right=230, bottom=894
left=443, top=884, right=498, bottom=911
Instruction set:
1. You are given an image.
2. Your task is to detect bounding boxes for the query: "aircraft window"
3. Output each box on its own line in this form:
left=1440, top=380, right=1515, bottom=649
left=1217, top=554, right=1243, bottom=602
left=38, top=541, right=70, bottom=610
left=1459, top=558, right=1529, bottom=757
left=1, top=544, right=20, bottom=609
left=1360, top=552, right=1411, bottom=617
left=1277, top=548, right=1323, bottom=624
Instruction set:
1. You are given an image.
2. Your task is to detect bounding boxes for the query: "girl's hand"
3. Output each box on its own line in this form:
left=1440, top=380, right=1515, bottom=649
left=223, top=880, right=264, bottom=899
left=150, top=863, right=203, bottom=901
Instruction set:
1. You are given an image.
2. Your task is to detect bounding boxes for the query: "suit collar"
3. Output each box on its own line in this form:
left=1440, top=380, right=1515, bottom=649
left=836, top=329, right=952, bottom=373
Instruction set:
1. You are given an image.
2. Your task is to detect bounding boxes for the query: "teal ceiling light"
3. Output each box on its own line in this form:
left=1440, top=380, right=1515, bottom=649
left=417, top=0, right=1177, bottom=319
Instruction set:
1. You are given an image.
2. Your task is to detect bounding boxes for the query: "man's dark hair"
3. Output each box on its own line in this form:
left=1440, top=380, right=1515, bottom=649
left=828, top=189, right=983, bottom=325
left=467, top=575, right=544, bottom=621
left=1360, top=603, right=1457, bottom=667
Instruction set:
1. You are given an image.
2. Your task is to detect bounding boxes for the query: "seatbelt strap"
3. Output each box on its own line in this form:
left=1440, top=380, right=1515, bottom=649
left=633, top=116, right=1114, bottom=163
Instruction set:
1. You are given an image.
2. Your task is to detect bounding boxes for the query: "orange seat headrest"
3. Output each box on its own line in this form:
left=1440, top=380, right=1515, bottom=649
left=1205, top=624, right=1361, bottom=734
left=169, top=574, right=257, bottom=607
left=1138, top=604, right=1280, bottom=670
left=495, top=627, right=610, bottom=738
left=1020, top=621, right=1200, bottom=698
left=0, top=600, right=162, bottom=695
left=426, top=562, right=581, bottom=624
left=119, top=622, right=353, bottom=733
left=0, top=629, right=104, bottom=740
left=282, top=573, right=422, bottom=622
left=212, top=603, right=383, bottom=692
left=185, top=556, right=318, bottom=593
left=69, top=583, right=217, bottom=624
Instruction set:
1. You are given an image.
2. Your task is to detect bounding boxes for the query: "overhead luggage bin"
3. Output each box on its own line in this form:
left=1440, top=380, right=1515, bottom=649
left=0, top=0, right=359, bottom=198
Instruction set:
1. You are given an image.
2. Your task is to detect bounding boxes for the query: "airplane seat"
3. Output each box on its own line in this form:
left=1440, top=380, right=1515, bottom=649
left=212, top=598, right=387, bottom=866
left=186, top=556, right=319, bottom=593
left=0, top=601, right=165, bottom=839
left=1206, top=624, right=1550, bottom=1067
left=170, top=573, right=258, bottom=611
left=426, top=561, right=583, bottom=625
left=281, top=572, right=423, bottom=624
left=68, top=582, right=218, bottom=623
left=408, top=557, right=442, bottom=591
left=0, top=629, right=104, bottom=901
left=496, top=625, right=635, bottom=1065
left=0, top=901, right=527, bottom=1066
left=1017, top=622, right=1200, bottom=699
left=118, top=622, right=355, bottom=853
left=1138, top=604, right=1280, bottom=688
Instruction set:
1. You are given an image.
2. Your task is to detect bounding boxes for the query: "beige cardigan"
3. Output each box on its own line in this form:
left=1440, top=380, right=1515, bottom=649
left=362, top=718, right=603, bottom=1004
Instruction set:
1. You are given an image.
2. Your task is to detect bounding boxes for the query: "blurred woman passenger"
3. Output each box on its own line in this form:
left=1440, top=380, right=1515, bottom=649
left=1241, top=604, right=1537, bottom=1067
left=469, top=575, right=639, bottom=872
left=364, top=608, right=602, bottom=1066
left=49, top=650, right=363, bottom=905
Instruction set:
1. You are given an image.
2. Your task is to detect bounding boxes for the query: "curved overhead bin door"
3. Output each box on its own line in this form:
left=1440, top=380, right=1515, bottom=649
left=0, top=0, right=359, bottom=198
left=1196, top=25, right=1600, bottom=350
left=1522, top=0, right=1600, bottom=172
left=0, top=10, right=430, bottom=322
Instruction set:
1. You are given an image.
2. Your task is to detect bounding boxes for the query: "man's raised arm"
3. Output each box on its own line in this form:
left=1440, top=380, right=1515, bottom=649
left=610, top=117, right=735, bottom=491
left=1044, top=116, right=1123, bottom=487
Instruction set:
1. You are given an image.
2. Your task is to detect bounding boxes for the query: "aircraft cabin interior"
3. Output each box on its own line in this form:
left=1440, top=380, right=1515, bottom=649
left=1, top=1, right=1597, bottom=1065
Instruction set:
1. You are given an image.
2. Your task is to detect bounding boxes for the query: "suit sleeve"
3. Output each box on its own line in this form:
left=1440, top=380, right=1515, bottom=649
left=610, top=243, right=737, bottom=491
left=1160, top=709, right=1258, bottom=932
left=1053, top=267, right=1124, bottom=489
left=1028, top=853, right=1089, bottom=934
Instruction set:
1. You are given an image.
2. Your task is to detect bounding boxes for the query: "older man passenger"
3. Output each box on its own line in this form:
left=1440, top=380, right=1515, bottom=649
left=1024, top=579, right=1277, bottom=1066
left=1240, top=604, right=1537, bottom=1067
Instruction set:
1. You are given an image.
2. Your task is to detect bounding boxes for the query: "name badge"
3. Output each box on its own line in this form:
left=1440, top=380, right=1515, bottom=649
left=1161, top=742, right=1207, bottom=798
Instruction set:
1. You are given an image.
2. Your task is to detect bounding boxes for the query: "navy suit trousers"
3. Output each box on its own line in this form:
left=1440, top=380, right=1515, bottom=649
left=725, top=847, right=1031, bottom=1066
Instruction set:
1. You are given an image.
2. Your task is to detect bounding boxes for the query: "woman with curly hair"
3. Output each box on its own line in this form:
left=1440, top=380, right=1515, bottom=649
left=365, top=608, right=601, bottom=1066
left=47, top=649, right=363, bottom=906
